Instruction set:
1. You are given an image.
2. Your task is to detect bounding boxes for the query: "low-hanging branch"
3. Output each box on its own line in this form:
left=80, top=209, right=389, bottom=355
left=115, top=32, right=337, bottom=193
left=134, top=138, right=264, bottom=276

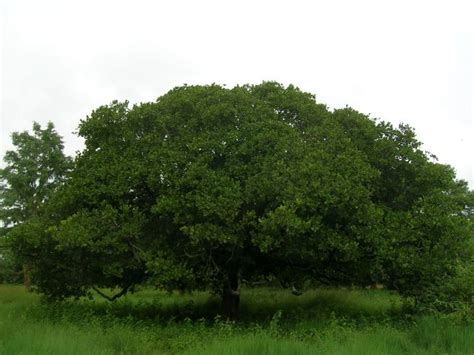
left=92, top=285, right=131, bottom=301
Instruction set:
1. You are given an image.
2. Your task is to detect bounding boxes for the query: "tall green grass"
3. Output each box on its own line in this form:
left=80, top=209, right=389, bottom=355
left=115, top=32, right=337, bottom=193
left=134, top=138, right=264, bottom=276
left=188, top=320, right=474, bottom=355
left=0, top=285, right=472, bottom=354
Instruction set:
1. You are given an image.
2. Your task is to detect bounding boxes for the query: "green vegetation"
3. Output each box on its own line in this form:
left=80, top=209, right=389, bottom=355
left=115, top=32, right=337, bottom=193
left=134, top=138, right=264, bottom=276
left=1, top=83, right=472, bottom=319
left=0, top=82, right=473, bottom=353
left=1, top=285, right=473, bottom=354
left=0, top=121, right=72, bottom=289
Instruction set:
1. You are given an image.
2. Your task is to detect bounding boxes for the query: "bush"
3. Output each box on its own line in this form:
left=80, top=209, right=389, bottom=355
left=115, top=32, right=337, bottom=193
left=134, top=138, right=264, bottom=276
left=0, top=248, right=22, bottom=284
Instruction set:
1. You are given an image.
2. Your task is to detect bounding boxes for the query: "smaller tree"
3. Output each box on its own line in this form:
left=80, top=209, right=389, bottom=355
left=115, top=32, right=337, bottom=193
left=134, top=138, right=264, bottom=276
left=0, top=122, right=72, bottom=288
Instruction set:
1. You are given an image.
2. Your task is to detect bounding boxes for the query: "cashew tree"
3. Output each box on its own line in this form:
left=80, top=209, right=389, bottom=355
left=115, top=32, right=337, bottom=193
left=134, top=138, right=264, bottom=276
left=19, top=83, right=472, bottom=319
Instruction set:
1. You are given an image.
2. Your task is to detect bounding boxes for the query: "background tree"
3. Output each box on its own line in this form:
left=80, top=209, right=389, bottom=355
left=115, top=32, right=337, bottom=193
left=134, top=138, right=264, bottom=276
left=0, top=122, right=72, bottom=288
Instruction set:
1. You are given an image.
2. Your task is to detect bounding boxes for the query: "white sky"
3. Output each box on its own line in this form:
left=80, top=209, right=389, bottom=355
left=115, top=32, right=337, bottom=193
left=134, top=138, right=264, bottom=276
left=1, top=0, right=473, bottom=187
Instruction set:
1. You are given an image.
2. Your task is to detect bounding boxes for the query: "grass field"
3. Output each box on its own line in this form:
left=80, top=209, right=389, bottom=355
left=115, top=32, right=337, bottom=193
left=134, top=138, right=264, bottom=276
left=0, top=284, right=473, bottom=354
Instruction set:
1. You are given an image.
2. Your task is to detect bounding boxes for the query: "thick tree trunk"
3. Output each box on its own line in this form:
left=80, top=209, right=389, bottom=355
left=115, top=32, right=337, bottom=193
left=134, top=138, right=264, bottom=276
left=23, top=263, right=31, bottom=291
left=221, top=272, right=240, bottom=321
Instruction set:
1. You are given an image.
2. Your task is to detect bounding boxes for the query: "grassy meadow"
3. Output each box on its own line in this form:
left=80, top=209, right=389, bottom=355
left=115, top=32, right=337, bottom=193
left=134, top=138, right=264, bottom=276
left=0, top=284, right=473, bottom=354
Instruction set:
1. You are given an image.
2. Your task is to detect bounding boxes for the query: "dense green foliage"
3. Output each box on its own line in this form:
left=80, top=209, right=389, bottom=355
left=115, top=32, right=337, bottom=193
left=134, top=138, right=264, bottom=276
left=1, top=83, right=472, bottom=317
left=1, top=285, right=473, bottom=354
left=0, top=248, right=22, bottom=284
left=0, top=122, right=71, bottom=226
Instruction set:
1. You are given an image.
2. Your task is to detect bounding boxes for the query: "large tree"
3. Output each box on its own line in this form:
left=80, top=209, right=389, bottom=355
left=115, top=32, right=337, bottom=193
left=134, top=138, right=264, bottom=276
left=20, top=83, right=472, bottom=318
left=0, top=122, right=72, bottom=288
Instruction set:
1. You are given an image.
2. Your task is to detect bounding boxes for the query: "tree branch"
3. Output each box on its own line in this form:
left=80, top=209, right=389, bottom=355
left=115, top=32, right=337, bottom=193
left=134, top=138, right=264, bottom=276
left=92, top=285, right=131, bottom=301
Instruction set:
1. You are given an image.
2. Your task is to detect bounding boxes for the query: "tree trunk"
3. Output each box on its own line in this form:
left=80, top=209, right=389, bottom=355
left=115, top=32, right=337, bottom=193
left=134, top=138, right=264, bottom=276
left=221, top=272, right=240, bottom=321
left=23, top=263, right=31, bottom=291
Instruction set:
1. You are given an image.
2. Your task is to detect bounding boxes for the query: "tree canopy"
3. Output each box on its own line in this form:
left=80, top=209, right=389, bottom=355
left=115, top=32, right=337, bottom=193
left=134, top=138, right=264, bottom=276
left=2, top=83, right=472, bottom=318
left=0, top=122, right=72, bottom=226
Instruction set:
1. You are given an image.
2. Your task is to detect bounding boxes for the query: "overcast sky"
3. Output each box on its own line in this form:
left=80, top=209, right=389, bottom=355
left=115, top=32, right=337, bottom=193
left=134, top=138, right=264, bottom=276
left=1, top=0, right=473, bottom=187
